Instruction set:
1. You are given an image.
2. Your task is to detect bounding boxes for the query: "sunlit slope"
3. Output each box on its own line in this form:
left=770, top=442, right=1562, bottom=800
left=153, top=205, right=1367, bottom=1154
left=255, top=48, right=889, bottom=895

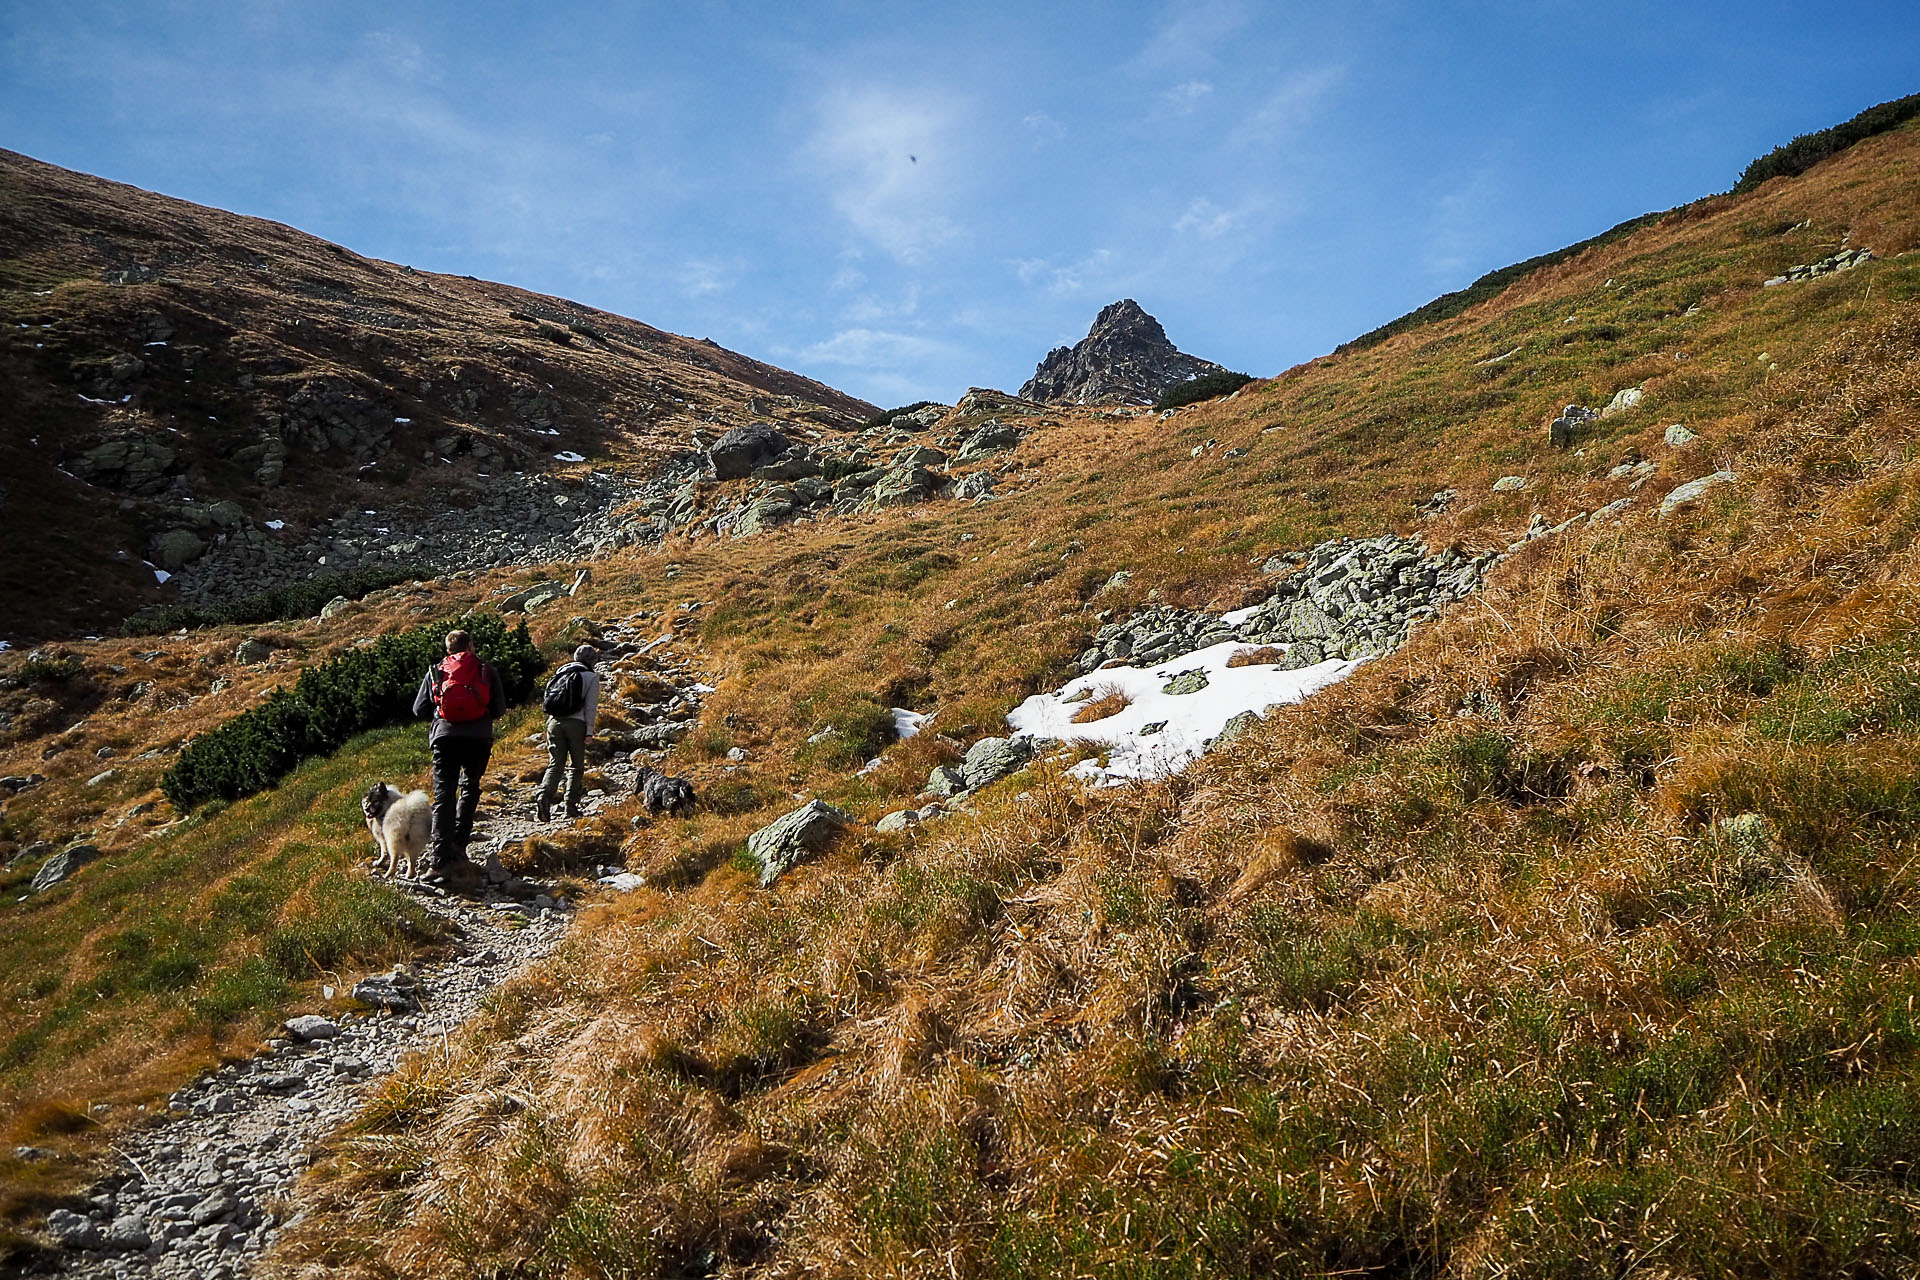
left=217, top=124, right=1920, bottom=1277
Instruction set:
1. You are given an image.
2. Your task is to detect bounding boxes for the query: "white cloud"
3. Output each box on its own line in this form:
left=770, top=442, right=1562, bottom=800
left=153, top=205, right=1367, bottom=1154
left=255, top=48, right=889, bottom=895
left=1022, top=110, right=1066, bottom=147
left=1162, top=80, right=1214, bottom=113
left=1228, top=65, right=1345, bottom=149
left=677, top=256, right=740, bottom=297
left=795, top=327, right=953, bottom=370
left=1131, top=0, right=1250, bottom=74
left=1010, top=248, right=1115, bottom=297
left=804, top=83, right=972, bottom=263
left=1173, top=197, right=1243, bottom=238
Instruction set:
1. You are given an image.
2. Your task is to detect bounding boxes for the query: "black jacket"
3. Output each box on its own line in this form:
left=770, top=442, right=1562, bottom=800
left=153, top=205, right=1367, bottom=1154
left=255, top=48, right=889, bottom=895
left=412, top=657, right=508, bottom=745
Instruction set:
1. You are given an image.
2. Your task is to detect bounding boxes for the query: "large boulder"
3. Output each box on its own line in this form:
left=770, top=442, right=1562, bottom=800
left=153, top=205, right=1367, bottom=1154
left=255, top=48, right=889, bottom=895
left=860, top=464, right=945, bottom=510
left=747, top=800, right=851, bottom=885
left=151, top=528, right=208, bottom=571
left=31, top=843, right=100, bottom=894
left=68, top=434, right=179, bottom=495
left=708, top=424, right=791, bottom=480
left=955, top=422, right=1023, bottom=463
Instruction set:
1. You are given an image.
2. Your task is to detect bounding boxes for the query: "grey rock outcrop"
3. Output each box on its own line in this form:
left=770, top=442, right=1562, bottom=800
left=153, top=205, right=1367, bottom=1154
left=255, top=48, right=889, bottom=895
left=1019, top=299, right=1227, bottom=407
left=960, top=736, right=1033, bottom=790
left=1078, top=533, right=1496, bottom=673
left=1547, top=404, right=1598, bottom=448
left=747, top=800, right=851, bottom=885
left=67, top=434, right=180, bottom=495
left=31, top=843, right=100, bottom=894
left=708, top=424, right=791, bottom=480
left=1764, top=247, right=1874, bottom=287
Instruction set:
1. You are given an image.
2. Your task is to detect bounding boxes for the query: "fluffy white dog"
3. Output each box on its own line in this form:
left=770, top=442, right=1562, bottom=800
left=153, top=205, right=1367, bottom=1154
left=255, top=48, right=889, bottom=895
left=362, top=783, right=432, bottom=880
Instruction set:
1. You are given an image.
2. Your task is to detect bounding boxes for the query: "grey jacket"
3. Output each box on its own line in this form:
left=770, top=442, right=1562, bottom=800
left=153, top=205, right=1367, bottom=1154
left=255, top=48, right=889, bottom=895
left=412, top=658, right=507, bottom=745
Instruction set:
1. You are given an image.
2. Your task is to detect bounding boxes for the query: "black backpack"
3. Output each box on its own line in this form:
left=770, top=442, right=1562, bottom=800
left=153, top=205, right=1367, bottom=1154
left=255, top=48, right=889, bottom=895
left=542, top=664, right=588, bottom=717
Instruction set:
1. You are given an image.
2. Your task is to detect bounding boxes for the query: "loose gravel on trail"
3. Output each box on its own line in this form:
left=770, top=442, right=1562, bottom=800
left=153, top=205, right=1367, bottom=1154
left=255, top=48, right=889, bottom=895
left=42, top=613, right=708, bottom=1279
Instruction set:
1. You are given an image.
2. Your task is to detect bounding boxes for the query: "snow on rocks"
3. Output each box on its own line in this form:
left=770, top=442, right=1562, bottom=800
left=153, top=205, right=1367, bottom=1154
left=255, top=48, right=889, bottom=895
left=1011, top=642, right=1362, bottom=785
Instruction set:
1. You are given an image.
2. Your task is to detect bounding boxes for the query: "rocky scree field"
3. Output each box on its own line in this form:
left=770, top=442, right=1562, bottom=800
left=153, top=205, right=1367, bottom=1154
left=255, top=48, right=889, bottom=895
left=4, top=110, right=1920, bottom=1278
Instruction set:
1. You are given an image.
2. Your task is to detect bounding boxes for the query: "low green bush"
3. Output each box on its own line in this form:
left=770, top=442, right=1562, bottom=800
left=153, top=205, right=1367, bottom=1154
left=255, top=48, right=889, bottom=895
left=1154, top=370, right=1255, bottom=411
left=1734, top=92, right=1920, bottom=193
left=122, top=564, right=426, bottom=635
left=161, top=612, right=541, bottom=811
left=865, top=401, right=939, bottom=430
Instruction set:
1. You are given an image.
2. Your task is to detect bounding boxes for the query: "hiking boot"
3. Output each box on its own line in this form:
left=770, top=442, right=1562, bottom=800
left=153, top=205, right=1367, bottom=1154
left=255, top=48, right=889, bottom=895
left=429, top=856, right=486, bottom=898
left=536, top=797, right=551, bottom=823
left=564, top=801, right=581, bottom=820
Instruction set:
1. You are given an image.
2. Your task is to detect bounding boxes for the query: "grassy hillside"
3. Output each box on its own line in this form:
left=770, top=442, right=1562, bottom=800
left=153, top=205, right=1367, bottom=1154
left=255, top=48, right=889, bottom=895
left=249, top=122, right=1920, bottom=1276
left=3, top=117, right=1920, bottom=1276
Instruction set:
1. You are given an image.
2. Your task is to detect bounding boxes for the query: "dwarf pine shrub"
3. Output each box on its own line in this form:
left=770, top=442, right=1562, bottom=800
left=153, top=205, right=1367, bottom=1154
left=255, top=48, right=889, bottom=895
left=122, top=564, right=425, bottom=634
left=1153, top=370, right=1254, bottom=410
left=1733, top=92, right=1920, bottom=193
left=865, top=400, right=939, bottom=430
left=161, top=613, right=541, bottom=811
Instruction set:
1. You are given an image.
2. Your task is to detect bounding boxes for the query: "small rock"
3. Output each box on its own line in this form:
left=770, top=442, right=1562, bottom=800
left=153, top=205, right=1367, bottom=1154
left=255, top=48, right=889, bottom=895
left=105, top=1215, right=152, bottom=1252
left=1659, top=470, right=1737, bottom=516
left=233, top=638, right=273, bottom=665
left=1491, top=475, right=1527, bottom=493
left=283, top=1015, right=340, bottom=1042
left=960, top=736, right=1033, bottom=789
left=875, top=810, right=919, bottom=834
left=925, top=765, right=968, bottom=798
left=1663, top=423, right=1698, bottom=447
left=46, top=1207, right=105, bottom=1250
left=319, top=596, right=353, bottom=620
left=1161, top=669, right=1210, bottom=696
left=1210, top=710, right=1261, bottom=751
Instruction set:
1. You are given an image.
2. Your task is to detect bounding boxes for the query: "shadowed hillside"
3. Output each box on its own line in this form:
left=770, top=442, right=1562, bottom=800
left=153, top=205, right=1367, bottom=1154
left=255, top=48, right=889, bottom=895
left=0, top=149, right=875, bottom=641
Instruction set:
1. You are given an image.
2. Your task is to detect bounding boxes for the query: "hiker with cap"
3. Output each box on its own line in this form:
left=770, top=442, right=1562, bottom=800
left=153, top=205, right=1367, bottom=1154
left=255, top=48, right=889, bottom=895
left=538, top=645, right=602, bottom=821
left=412, top=628, right=508, bottom=874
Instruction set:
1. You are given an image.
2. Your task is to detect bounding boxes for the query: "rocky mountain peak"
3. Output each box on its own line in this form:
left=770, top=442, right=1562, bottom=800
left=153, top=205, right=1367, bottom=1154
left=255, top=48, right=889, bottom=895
left=1018, top=298, right=1225, bottom=407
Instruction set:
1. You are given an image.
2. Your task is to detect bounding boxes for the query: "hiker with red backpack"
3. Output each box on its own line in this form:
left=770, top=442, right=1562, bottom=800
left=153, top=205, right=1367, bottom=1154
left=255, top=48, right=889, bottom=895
left=411, top=628, right=508, bottom=875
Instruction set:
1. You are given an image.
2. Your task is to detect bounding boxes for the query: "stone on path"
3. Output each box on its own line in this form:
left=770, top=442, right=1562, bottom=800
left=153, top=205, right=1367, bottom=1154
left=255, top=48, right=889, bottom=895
left=283, top=1015, right=340, bottom=1042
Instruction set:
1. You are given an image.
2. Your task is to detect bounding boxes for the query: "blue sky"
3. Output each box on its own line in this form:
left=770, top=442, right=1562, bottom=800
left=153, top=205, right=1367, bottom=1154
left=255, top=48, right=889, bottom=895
left=4, top=2, right=1918, bottom=407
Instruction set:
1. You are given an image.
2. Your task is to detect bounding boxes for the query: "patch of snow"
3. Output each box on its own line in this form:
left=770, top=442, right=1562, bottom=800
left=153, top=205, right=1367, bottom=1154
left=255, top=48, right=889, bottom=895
left=78, top=394, right=107, bottom=404
left=153, top=569, right=171, bottom=584
left=690, top=682, right=716, bottom=694
left=394, top=416, right=411, bottom=424
left=598, top=872, right=644, bottom=892
left=1008, top=642, right=1363, bottom=786
left=1220, top=604, right=1264, bottom=626
left=264, top=520, right=285, bottom=530
left=145, top=341, right=168, bottom=346
left=891, top=707, right=927, bottom=739
left=641, top=634, right=674, bottom=653
left=554, top=450, right=587, bottom=463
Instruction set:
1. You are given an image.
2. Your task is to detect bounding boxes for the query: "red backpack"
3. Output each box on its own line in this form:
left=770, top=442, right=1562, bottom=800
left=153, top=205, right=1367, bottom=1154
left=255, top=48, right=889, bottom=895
left=433, top=652, right=490, bottom=723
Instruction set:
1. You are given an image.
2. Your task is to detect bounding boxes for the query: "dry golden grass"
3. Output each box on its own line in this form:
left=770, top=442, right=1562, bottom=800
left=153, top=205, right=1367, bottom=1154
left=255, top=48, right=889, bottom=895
left=25, top=118, right=1920, bottom=1276
left=1069, top=681, right=1132, bottom=723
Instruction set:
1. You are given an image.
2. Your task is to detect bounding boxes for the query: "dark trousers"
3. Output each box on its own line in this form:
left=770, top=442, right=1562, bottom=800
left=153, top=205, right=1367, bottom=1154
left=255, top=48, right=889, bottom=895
left=429, top=736, right=492, bottom=863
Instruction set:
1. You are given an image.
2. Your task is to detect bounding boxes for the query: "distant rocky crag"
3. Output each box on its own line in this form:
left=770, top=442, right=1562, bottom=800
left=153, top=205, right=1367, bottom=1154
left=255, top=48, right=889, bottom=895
left=1019, top=299, right=1226, bottom=407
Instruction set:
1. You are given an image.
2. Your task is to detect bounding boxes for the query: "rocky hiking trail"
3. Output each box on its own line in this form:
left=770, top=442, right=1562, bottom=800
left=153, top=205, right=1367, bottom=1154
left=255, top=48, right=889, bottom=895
left=34, top=613, right=713, bottom=1279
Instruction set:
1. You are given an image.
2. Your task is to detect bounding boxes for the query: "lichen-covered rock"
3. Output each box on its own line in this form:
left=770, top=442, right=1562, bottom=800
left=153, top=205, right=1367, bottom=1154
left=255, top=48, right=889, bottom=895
left=31, top=843, right=100, bottom=894
left=747, top=799, right=851, bottom=885
left=961, top=736, right=1033, bottom=790
left=1659, top=470, right=1737, bottom=516
left=926, top=765, right=967, bottom=798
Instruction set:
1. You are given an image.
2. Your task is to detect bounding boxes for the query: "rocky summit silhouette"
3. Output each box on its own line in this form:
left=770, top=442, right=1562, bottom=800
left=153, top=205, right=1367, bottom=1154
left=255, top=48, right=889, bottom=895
left=1019, top=298, right=1226, bottom=406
